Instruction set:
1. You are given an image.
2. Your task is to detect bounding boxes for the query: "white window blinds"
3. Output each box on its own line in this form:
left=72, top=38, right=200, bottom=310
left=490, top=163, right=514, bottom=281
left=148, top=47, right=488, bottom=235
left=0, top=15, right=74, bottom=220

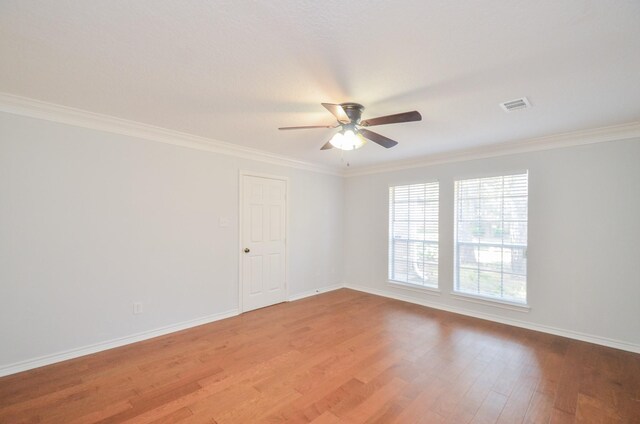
left=389, top=182, right=439, bottom=288
left=454, top=172, right=528, bottom=304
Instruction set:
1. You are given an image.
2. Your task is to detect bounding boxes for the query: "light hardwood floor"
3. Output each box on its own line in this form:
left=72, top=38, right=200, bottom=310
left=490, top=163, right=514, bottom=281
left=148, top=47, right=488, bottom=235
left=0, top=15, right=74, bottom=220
left=1, top=289, right=639, bottom=423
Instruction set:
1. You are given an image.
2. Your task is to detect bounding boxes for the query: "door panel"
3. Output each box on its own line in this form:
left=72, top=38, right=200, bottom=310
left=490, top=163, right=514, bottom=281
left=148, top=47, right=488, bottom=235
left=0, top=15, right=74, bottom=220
left=250, top=205, right=263, bottom=242
left=241, top=175, right=287, bottom=312
left=249, top=256, right=263, bottom=295
left=267, top=253, right=281, bottom=291
left=269, top=205, right=281, bottom=240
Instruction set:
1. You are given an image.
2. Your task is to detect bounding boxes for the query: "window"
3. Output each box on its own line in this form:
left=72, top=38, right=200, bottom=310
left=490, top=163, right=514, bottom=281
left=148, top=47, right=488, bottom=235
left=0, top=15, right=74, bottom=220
left=389, top=182, right=439, bottom=288
left=454, top=172, right=528, bottom=304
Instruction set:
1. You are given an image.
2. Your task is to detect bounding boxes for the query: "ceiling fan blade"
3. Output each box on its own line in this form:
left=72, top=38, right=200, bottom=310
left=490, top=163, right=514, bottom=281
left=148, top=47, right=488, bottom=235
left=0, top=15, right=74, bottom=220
left=321, top=103, right=350, bottom=124
left=360, top=111, right=422, bottom=127
left=320, top=140, right=334, bottom=150
left=278, top=125, right=336, bottom=130
left=358, top=128, right=398, bottom=148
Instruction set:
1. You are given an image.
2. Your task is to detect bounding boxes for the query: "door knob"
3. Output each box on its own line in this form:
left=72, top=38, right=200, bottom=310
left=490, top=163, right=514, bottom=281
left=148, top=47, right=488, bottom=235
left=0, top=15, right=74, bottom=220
left=244, top=248, right=250, bottom=253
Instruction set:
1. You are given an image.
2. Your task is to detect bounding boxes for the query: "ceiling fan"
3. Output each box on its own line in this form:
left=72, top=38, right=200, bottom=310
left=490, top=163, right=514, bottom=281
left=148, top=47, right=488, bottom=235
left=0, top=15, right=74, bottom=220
left=279, top=103, right=422, bottom=151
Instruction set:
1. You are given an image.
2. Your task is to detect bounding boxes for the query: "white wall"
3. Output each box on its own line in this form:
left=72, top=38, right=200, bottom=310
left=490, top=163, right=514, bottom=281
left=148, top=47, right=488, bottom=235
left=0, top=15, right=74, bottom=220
left=344, top=139, right=640, bottom=351
left=2, top=108, right=638, bottom=376
left=0, top=112, right=344, bottom=373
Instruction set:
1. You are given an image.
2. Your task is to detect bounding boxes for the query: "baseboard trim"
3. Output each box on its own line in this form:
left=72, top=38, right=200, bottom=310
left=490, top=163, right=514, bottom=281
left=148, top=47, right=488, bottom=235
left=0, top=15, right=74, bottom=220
left=288, top=284, right=343, bottom=302
left=0, top=285, right=344, bottom=378
left=4, top=284, right=637, bottom=377
left=345, top=284, right=640, bottom=354
left=0, top=309, right=239, bottom=377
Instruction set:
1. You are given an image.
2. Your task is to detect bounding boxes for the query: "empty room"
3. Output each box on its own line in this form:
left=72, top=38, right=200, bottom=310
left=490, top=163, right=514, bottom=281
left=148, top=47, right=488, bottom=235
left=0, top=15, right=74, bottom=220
left=1, top=1, right=639, bottom=423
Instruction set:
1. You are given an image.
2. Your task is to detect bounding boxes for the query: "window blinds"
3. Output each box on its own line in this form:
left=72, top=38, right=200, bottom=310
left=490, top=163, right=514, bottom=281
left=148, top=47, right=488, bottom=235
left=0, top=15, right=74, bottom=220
left=389, top=182, right=439, bottom=288
left=454, top=172, right=528, bottom=303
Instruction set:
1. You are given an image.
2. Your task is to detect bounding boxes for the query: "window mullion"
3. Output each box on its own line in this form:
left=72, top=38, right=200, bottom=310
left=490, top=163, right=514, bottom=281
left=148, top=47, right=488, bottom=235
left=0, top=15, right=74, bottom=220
left=422, top=184, right=426, bottom=285
left=500, top=176, right=505, bottom=298
left=476, top=179, right=481, bottom=295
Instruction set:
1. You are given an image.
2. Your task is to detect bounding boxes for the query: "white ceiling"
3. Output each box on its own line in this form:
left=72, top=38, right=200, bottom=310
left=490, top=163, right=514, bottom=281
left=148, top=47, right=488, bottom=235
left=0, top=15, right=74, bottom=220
left=1, top=1, right=639, bottom=170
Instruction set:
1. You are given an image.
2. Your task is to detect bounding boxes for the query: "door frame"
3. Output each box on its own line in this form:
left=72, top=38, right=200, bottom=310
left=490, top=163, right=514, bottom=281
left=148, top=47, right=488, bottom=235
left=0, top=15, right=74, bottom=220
left=238, top=170, right=290, bottom=313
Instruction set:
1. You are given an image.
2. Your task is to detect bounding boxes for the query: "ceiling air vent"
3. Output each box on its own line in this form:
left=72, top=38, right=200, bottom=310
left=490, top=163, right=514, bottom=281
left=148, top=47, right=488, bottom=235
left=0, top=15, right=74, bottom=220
left=500, top=97, right=531, bottom=112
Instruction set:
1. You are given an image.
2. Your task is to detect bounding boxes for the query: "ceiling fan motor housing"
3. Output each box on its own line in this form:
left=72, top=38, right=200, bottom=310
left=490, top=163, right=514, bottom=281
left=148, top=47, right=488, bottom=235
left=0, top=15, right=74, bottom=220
left=340, top=103, right=364, bottom=124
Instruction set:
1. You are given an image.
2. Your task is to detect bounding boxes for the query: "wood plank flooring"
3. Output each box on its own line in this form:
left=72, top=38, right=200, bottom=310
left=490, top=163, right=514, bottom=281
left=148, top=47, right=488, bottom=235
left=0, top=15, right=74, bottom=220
left=1, top=289, right=639, bottom=423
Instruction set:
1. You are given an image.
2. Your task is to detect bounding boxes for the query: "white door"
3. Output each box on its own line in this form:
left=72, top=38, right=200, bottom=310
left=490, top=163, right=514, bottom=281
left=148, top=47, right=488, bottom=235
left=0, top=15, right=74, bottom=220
left=240, top=174, right=287, bottom=312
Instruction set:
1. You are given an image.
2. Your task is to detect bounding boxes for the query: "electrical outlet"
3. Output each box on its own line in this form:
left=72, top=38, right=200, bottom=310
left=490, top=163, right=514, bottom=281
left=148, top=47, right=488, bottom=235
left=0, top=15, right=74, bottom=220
left=133, top=302, right=143, bottom=315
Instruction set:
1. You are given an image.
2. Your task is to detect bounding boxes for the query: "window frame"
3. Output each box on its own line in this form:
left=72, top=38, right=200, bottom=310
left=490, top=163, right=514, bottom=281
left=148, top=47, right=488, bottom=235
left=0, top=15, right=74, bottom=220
left=387, top=180, right=440, bottom=292
left=452, top=171, right=530, bottom=307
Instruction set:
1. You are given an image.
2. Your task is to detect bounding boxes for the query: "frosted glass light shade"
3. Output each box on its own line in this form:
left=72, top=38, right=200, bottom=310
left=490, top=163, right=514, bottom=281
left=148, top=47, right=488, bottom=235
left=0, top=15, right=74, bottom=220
left=329, top=130, right=366, bottom=150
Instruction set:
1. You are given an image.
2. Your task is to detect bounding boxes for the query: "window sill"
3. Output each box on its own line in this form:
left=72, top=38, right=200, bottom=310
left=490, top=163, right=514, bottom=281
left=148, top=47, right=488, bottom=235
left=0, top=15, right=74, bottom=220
left=450, top=292, right=530, bottom=312
left=388, top=281, right=441, bottom=296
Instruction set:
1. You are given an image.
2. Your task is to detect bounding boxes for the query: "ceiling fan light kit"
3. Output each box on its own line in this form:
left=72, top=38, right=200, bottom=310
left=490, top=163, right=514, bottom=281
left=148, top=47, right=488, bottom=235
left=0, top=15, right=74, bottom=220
left=329, top=126, right=366, bottom=151
left=279, top=102, right=422, bottom=151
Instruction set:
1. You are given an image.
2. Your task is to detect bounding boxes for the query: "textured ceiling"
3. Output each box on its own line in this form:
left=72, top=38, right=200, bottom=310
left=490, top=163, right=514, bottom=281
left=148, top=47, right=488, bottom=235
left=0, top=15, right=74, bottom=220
left=1, top=0, right=639, bottom=169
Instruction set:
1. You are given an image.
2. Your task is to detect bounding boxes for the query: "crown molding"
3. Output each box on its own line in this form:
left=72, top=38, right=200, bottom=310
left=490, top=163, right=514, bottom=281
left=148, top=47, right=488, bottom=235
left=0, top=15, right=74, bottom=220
left=0, top=93, right=343, bottom=176
left=344, top=121, right=640, bottom=177
left=2, top=93, right=638, bottom=179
